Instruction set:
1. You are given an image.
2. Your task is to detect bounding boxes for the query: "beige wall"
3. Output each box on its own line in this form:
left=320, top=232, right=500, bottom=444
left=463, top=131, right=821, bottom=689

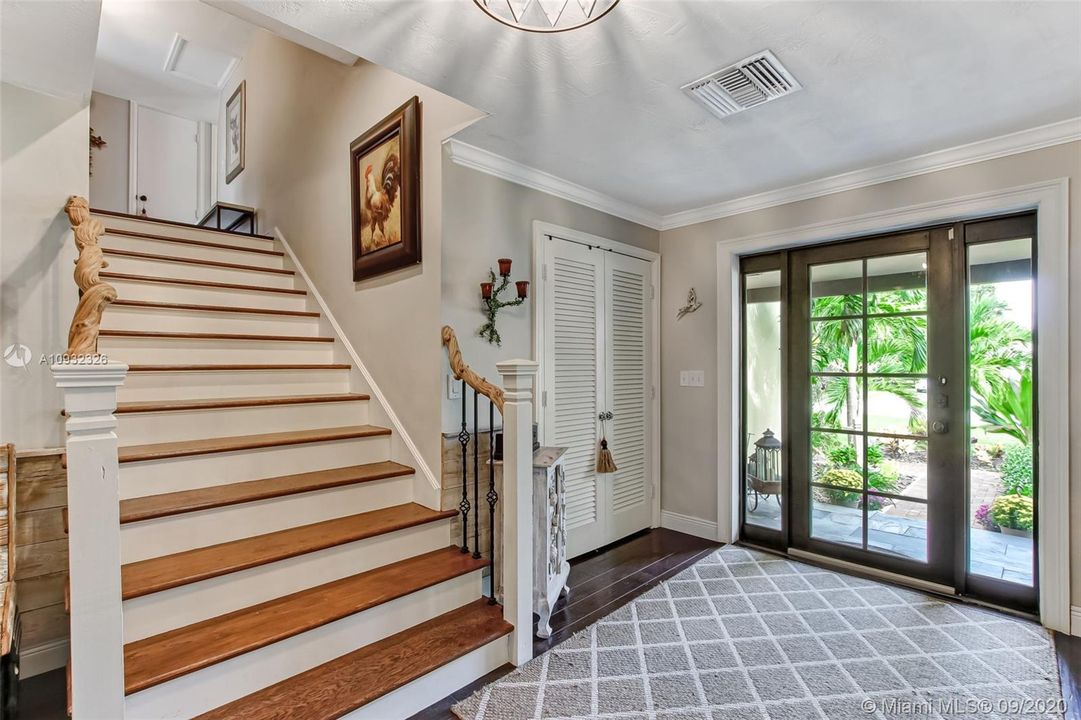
left=0, top=82, right=87, bottom=450
left=658, top=140, right=1081, bottom=602
left=440, top=156, right=659, bottom=433
left=214, top=31, right=484, bottom=474
left=88, top=91, right=129, bottom=213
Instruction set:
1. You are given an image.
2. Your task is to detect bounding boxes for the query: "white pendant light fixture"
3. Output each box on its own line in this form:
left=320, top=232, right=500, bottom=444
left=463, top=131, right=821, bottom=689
left=474, top=0, right=620, bottom=32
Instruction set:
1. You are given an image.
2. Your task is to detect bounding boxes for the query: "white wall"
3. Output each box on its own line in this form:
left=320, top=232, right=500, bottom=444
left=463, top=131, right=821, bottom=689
left=440, top=155, right=659, bottom=433
left=657, top=140, right=1081, bottom=602
left=0, top=82, right=89, bottom=449
left=215, top=30, right=485, bottom=474
left=89, top=91, right=129, bottom=213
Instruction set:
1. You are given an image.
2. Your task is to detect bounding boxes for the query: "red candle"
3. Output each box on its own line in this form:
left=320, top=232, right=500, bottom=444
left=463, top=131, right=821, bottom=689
left=480, top=282, right=494, bottom=300
left=498, top=258, right=512, bottom=277
left=516, top=280, right=529, bottom=299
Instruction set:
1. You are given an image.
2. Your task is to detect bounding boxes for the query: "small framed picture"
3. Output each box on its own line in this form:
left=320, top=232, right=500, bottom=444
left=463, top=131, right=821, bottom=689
left=350, top=96, right=421, bottom=281
left=225, top=81, right=246, bottom=184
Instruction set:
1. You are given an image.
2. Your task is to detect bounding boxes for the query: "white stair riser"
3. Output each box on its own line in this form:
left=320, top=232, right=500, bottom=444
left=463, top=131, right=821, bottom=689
left=123, top=575, right=482, bottom=720
left=118, top=435, right=392, bottom=491
left=122, top=520, right=456, bottom=640
left=104, top=254, right=297, bottom=289
left=345, top=638, right=508, bottom=720
left=106, top=278, right=309, bottom=311
left=99, top=337, right=335, bottom=365
left=102, top=234, right=285, bottom=269
left=105, top=306, right=323, bottom=336
left=120, top=474, right=414, bottom=561
left=116, top=400, right=369, bottom=446
left=119, top=369, right=351, bottom=401
left=93, top=215, right=276, bottom=251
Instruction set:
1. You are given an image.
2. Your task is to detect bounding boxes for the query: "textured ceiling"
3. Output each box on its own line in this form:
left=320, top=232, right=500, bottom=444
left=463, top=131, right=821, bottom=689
left=216, top=0, right=1081, bottom=216
left=94, top=0, right=256, bottom=122
left=0, top=0, right=101, bottom=100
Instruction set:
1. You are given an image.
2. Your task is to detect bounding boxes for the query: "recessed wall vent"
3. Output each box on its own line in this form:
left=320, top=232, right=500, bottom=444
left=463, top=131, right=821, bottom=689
left=682, top=50, right=801, bottom=119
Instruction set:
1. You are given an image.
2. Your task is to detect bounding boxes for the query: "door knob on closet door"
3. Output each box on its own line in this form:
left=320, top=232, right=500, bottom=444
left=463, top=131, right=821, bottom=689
left=598, top=411, right=613, bottom=421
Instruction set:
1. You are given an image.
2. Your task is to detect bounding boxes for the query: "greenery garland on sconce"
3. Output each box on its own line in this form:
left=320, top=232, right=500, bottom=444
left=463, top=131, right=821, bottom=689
left=478, top=258, right=529, bottom=346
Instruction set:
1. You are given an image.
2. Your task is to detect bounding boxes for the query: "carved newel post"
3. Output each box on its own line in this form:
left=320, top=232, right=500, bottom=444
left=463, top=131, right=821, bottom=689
left=496, top=359, right=539, bottom=666
left=53, top=361, right=128, bottom=719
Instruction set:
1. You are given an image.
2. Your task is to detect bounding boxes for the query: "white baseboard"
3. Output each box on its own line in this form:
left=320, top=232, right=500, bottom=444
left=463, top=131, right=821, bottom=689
left=660, top=510, right=718, bottom=541
left=20, top=638, right=69, bottom=677
left=1071, top=605, right=1081, bottom=637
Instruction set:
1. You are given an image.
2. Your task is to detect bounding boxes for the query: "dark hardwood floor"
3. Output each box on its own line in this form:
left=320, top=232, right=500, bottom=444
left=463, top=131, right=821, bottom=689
left=14, top=529, right=1081, bottom=720
left=410, top=527, right=721, bottom=720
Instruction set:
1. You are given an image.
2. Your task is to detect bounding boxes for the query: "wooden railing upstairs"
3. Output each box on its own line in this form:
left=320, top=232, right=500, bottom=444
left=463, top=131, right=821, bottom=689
left=64, top=196, right=116, bottom=356
left=441, top=326, right=537, bottom=665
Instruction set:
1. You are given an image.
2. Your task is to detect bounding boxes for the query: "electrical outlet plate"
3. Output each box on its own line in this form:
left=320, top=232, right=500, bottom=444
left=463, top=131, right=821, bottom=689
left=680, top=370, right=705, bottom=387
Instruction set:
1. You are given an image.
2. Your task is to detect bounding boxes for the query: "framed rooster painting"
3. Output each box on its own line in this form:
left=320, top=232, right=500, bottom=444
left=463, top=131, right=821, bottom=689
left=349, top=96, right=421, bottom=281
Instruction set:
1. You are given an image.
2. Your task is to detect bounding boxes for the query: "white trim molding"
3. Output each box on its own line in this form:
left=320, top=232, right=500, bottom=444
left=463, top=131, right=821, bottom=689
left=444, top=118, right=1080, bottom=234
left=660, top=510, right=719, bottom=542
left=20, top=638, right=70, bottom=678
left=274, top=228, right=442, bottom=509
left=716, top=178, right=1071, bottom=633
left=445, top=139, right=664, bottom=230
left=1072, top=606, right=1081, bottom=637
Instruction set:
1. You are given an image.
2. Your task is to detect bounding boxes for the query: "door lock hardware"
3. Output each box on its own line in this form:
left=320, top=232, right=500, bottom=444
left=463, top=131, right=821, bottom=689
left=931, top=420, right=948, bottom=434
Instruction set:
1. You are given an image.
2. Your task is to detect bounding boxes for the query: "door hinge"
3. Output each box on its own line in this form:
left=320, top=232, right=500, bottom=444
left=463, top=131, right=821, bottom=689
left=948, top=227, right=955, bottom=241
left=650, top=284, right=655, bottom=300
left=542, top=390, right=548, bottom=407
left=650, top=484, right=656, bottom=499
left=541, top=263, right=548, bottom=281
left=651, top=385, right=656, bottom=400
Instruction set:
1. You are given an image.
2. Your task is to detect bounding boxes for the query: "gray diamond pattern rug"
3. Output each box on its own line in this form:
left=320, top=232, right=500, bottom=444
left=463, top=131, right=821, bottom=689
left=453, top=546, right=1065, bottom=720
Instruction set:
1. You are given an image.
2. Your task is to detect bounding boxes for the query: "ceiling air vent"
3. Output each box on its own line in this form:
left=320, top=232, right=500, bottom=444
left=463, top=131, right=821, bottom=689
left=682, top=50, right=801, bottom=119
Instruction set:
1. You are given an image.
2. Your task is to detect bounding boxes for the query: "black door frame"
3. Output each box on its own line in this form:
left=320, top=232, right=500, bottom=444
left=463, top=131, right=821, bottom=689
left=738, top=212, right=1038, bottom=614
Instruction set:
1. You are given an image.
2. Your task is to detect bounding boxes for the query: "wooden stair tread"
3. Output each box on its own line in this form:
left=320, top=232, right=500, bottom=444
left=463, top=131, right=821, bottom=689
left=101, top=272, right=306, bottom=295
left=116, top=425, right=391, bottom=464
left=115, top=393, right=369, bottom=414
left=92, top=208, right=275, bottom=240
left=120, top=460, right=409, bottom=523
left=124, top=547, right=487, bottom=694
left=127, top=363, right=350, bottom=372
left=103, top=247, right=294, bottom=275
left=100, top=330, right=334, bottom=343
left=112, top=299, right=318, bottom=317
left=121, top=503, right=458, bottom=599
left=103, top=227, right=283, bottom=257
left=194, top=599, right=511, bottom=720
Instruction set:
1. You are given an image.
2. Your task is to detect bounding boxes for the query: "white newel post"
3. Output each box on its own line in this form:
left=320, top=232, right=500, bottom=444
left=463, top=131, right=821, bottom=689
left=53, top=361, right=128, bottom=720
left=496, top=359, right=539, bottom=666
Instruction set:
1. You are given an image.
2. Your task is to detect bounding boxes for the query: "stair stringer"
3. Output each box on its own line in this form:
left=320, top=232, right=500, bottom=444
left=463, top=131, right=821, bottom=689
left=275, top=228, right=442, bottom=511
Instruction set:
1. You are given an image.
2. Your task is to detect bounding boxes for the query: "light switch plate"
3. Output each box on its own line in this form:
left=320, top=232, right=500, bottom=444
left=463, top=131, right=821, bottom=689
left=447, top=374, right=462, bottom=399
left=680, top=370, right=705, bottom=387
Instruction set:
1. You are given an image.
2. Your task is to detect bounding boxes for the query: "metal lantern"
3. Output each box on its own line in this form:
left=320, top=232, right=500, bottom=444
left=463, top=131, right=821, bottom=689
left=753, top=429, right=782, bottom=493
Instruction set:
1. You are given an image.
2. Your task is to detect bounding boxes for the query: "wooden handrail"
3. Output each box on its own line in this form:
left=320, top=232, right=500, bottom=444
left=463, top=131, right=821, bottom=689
left=65, top=196, right=117, bottom=355
left=441, top=325, right=504, bottom=413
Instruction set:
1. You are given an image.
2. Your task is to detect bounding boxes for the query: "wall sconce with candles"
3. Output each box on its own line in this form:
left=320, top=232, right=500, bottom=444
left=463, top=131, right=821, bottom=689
left=478, top=257, right=529, bottom=346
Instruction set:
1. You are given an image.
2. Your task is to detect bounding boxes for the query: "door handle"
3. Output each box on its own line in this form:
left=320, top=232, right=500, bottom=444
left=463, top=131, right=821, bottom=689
left=598, top=411, right=613, bottom=421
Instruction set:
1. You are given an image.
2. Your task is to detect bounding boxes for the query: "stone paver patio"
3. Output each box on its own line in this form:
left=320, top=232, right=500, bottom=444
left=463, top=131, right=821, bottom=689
left=745, top=493, right=1033, bottom=585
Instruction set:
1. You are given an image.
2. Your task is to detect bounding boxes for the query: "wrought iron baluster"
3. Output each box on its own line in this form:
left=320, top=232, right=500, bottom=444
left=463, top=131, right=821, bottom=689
left=487, top=400, right=498, bottom=604
left=458, top=379, right=471, bottom=553
left=473, top=389, right=481, bottom=559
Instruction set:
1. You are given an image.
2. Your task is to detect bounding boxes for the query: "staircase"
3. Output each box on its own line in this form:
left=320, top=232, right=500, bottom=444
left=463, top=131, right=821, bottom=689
left=75, top=212, right=512, bottom=719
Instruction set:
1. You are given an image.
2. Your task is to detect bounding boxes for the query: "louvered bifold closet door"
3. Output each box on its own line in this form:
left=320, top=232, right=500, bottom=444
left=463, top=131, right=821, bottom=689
left=604, top=252, right=652, bottom=541
left=544, top=237, right=605, bottom=557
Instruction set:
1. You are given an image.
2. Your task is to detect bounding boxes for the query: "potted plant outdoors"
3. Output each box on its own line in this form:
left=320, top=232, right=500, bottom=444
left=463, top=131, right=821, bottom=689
left=990, top=494, right=1034, bottom=538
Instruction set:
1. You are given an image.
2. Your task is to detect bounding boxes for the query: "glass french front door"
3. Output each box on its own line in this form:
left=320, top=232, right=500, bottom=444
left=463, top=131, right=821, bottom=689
left=740, top=214, right=1037, bottom=614
left=788, top=228, right=961, bottom=587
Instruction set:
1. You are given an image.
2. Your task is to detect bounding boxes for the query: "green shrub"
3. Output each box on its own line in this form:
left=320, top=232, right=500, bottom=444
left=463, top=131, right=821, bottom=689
left=819, top=468, right=862, bottom=505
left=827, top=445, right=857, bottom=468
left=1000, top=444, right=1033, bottom=497
left=990, top=494, right=1033, bottom=531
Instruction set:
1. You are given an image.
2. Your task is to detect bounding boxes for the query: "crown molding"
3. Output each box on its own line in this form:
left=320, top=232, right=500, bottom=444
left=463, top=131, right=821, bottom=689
left=660, top=116, right=1081, bottom=231
left=444, top=139, right=664, bottom=230
left=445, top=117, right=1081, bottom=235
